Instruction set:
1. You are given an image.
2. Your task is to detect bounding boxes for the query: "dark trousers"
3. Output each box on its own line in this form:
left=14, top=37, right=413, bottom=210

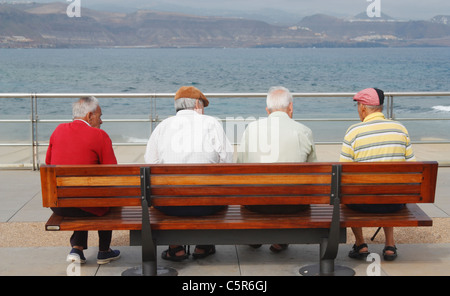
left=155, top=205, right=226, bottom=217
left=245, top=205, right=310, bottom=214
left=346, top=204, right=405, bottom=213
left=51, top=207, right=112, bottom=251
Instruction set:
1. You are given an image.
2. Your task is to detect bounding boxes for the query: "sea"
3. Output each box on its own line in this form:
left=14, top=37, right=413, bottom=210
left=0, top=47, right=449, bottom=144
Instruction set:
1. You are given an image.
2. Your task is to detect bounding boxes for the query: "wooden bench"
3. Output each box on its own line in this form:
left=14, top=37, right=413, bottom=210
left=40, top=161, right=438, bottom=276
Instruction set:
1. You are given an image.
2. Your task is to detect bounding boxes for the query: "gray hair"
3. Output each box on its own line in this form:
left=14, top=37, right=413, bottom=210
left=72, top=96, right=99, bottom=119
left=266, top=86, right=293, bottom=112
left=175, top=97, right=204, bottom=112
left=365, top=104, right=384, bottom=112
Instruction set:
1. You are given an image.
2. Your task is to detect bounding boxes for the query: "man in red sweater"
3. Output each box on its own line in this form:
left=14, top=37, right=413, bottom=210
left=46, top=96, right=120, bottom=265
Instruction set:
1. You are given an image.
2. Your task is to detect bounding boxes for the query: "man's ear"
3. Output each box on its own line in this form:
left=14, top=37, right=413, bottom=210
left=288, top=102, right=294, bottom=118
left=85, top=112, right=93, bottom=124
left=194, top=99, right=204, bottom=114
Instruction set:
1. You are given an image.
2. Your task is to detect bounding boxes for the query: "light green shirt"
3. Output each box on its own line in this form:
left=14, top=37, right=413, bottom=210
left=237, top=111, right=317, bottom=163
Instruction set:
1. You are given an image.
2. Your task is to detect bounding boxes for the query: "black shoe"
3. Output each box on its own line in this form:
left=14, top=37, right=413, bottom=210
left=97, top=249, right=120, bottom=264
left=192, top=245, right=216, bottom=259
left=348, top=243, right=370, bottom=260
left=161, top=246, right=189, bottom=262
left=383, top=245, right=398, bottom=261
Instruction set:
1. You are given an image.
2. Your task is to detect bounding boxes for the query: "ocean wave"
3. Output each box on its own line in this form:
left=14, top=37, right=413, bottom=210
left=432, top=106, right=450, bottom=112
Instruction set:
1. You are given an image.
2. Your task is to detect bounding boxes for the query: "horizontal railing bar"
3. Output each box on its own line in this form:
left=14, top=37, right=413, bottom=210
left=0, top=143, right=32, bottom=147
left=2, top=118, right=449, bottom=124
left=0, top=120, right=32, bottom=123
left=1, top=92, right=450, bottom=170
left=36, top=119, right=153, bottom=123
left=2, top=140, right=448, bottom=148
left=1, top=92, right=450, bottom=99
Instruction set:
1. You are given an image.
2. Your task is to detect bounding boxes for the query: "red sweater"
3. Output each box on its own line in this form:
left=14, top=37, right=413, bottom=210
left=46, top=120, right=117, bottom=216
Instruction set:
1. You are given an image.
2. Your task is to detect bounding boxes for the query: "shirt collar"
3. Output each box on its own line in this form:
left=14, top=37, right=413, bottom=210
left=176, top=109, right=199, bottom=116
left=363, top=112, right=385, bottom=123
left=268, top=111, right=290, bottom=119
left=73, top=119, right=91, bottom=127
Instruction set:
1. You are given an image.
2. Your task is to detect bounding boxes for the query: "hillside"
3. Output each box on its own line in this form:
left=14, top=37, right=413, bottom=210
left=1, top=2, right=450, bottom=48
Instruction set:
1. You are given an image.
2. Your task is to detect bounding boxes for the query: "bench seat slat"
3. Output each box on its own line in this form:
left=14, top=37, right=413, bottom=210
left=45, top=204, right=432, bottom=232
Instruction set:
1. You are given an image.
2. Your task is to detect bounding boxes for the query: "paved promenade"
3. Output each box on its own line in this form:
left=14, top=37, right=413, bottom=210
left=0, top=144, right=449, bottom=277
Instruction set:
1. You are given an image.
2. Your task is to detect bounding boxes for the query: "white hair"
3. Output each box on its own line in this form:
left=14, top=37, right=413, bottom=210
left=175, top=97, right=204, bottom=112
left=266, top=86, right=293, bottom=112
left=72, top=96, right=99, bottom=119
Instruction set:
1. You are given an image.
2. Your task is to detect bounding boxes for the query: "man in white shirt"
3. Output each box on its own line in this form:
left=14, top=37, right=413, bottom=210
left=144, top=86, right=233, bottom=261
left=237, top=86, right=317, bottom=252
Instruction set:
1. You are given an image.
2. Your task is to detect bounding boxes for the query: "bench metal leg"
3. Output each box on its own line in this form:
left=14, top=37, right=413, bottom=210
left=122, top=167, right=177, bottom=276
left=299, top=164, right=355, bottom=276
left=299, top=238, right=355, bottom=276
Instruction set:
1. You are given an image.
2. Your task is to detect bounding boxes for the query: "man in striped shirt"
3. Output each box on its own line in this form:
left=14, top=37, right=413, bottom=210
left=340, top=88, right=416, bottom=261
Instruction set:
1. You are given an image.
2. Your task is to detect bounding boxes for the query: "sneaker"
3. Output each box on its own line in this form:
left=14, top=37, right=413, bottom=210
left=66, top=248, right=86, bottom=264
left=97, top=249, right=120, bottom=265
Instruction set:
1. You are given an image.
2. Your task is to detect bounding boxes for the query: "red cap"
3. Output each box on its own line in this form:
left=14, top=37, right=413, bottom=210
left=353, top=88, right=384, bottom=106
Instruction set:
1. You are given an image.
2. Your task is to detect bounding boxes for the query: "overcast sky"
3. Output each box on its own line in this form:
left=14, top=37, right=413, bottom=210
left=17, top=0, right=450, bottom=20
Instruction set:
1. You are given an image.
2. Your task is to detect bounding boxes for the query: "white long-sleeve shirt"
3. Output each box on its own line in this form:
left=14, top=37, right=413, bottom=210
left=145, top=110, right=233, bottom=164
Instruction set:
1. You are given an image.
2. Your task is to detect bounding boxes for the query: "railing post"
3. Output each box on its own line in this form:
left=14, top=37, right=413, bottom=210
left=30, top=93, right=39, bottom=171
left=386, top=95, right=395, bottom=120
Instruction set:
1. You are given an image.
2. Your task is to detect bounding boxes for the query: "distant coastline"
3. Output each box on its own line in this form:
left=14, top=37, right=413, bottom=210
left=1, top=2, right=450, bottom=48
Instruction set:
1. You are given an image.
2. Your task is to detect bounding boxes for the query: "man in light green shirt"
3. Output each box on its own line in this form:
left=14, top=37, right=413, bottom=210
left=236, top=86, right=317, bottom=252
left=237, top=86, right=317, bottom=164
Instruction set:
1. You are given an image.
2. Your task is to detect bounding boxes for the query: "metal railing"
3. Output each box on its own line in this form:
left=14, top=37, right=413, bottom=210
left=1, top=91, right=450, bottom=170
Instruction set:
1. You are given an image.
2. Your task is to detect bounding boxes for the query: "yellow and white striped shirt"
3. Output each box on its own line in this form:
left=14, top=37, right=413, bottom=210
left=340, top=112, right=415, bottom=162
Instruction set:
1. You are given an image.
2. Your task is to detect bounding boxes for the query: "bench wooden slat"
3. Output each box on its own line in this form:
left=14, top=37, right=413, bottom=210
left=45, top=203, right=433, bottom=232
left=57, top=197, right=141, bottom=208
left=151, top=184, right=330, bottom=197
left=151, top=195, right=330, bottom=206
left=57, top=187, right=140, bottom=198
left=341, top=195, right=422, bottom=204
left=147, top=163, right=333, bottom=175
left=341, top=184, right=422, bottom=195
left=151, top=174, right=332, bottom=186
left=340, top=162, right=431, bottom=173
left=341, top=173, right=423, bottom=184
left=54, top=165, right=141, bottom=176
left=57, top=176, right=140, bottom=187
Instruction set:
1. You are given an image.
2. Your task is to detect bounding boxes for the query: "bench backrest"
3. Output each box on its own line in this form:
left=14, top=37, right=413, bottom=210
left=146, top=162, right=438, bottom=207
left=40, top=162, right=438, bottom=208
left=340, top=162, right=437, bottom=204
left=41, top=165, right=142, bottom=208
